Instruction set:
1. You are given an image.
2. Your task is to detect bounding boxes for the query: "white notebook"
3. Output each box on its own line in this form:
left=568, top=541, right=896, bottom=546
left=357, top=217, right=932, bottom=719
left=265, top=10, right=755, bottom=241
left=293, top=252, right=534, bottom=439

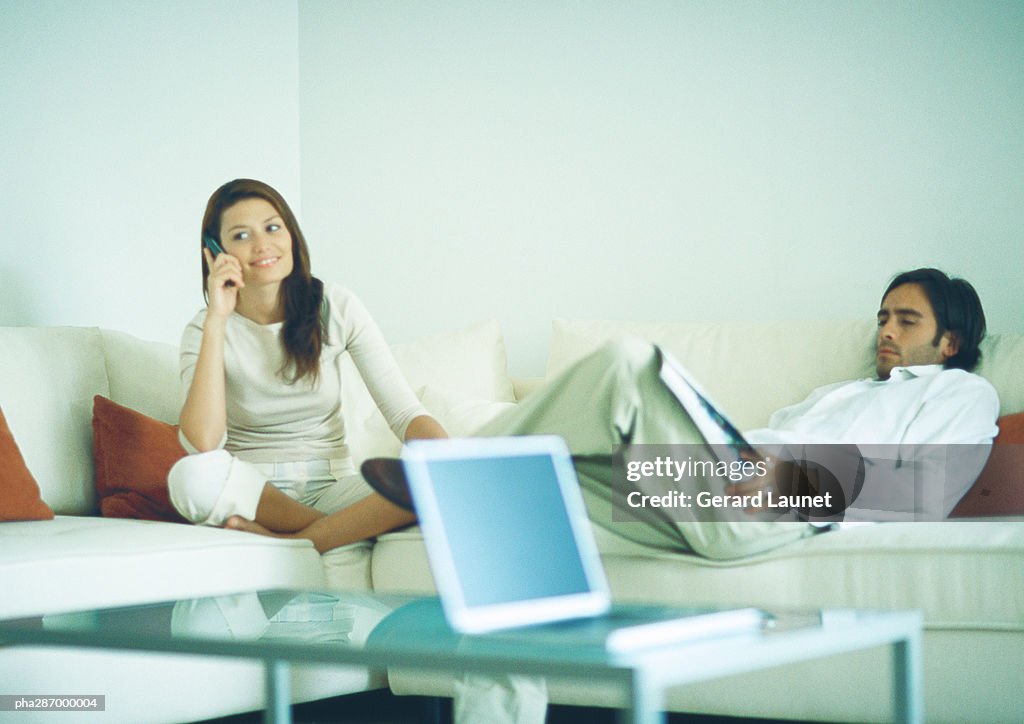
left=658, top=348, right=758, bottom=462
left=401, top=435, right=766, bottom=651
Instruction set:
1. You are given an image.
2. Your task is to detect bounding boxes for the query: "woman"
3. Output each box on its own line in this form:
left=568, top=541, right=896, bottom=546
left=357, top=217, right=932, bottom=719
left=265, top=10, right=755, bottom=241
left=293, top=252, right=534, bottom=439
left=168, top=179, right=447, bottom=551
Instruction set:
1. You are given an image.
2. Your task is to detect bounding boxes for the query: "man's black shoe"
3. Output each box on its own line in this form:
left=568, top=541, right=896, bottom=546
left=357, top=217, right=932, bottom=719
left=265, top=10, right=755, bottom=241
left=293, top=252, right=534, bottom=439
left=360, top=457, right=414, bottom=511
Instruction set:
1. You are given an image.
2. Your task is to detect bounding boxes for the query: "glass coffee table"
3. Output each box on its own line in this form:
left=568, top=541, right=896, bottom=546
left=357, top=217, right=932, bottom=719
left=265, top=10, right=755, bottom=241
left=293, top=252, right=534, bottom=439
left=0, top=589, right=922, bottom=724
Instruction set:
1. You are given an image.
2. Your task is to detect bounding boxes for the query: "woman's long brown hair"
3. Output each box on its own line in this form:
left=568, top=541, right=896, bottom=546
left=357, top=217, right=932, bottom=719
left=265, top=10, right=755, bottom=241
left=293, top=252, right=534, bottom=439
left=201, top=179, right=325, bottom=385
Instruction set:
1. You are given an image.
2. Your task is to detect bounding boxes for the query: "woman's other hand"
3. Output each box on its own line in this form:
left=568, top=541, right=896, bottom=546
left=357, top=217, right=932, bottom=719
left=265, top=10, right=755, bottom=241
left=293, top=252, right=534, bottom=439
left=404, top=415, right=448, bottom=441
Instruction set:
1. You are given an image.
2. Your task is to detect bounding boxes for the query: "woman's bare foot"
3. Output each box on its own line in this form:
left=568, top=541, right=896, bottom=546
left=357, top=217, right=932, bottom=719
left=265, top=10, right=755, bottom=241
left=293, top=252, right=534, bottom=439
left=224, top=515, right=290, bottom=539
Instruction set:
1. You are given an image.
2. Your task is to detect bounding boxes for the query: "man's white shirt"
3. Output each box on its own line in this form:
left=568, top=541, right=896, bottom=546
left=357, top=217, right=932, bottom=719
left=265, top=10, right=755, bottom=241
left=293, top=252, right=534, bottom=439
left=747, top=365, right=1000, bottom=520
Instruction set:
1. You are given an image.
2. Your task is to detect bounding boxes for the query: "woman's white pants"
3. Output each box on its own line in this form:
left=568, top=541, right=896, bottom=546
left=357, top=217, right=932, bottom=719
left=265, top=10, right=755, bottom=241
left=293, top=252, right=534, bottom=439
left=167, top=450, right=372, bottom=525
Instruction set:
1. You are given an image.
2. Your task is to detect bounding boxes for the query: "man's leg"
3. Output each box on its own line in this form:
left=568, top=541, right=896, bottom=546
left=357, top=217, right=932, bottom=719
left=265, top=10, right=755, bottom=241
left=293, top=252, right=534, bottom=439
left=441, top=338, right=813, bottom=724
left=453, top=674, right=548, bottom=724
left=477, top=336, right=815, bottom=560
left=477, top=336, right=702, bottom=453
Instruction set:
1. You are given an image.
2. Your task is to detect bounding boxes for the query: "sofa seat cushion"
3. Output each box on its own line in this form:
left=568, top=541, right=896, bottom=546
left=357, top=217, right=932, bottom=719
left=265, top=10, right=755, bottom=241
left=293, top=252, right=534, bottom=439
left=592, top=522, right=1024, bottom=631
left=371, top=522, right=1024, bottom=631
left=0, top=516, right=328, bottom=619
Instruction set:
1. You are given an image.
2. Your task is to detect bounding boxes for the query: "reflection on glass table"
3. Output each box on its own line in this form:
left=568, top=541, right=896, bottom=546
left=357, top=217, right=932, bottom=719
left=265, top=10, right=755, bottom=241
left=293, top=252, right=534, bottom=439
left=0, top=590, right=922, bottom=724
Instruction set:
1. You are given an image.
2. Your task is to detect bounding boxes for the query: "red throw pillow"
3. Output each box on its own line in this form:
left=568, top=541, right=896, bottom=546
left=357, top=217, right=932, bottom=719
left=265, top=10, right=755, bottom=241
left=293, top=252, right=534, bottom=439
left=993, top=412, right=1024, bottom=445
left=92, top=395, right=189, bottom=524
left=0, top=406, right=55, bottom=521
left=949, top=412, right=1024, bottom=518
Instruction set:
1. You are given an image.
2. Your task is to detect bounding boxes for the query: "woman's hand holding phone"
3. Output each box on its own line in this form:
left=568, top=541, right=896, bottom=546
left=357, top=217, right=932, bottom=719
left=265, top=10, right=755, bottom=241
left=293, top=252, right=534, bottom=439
left=204, top=247, right=244, bottom=318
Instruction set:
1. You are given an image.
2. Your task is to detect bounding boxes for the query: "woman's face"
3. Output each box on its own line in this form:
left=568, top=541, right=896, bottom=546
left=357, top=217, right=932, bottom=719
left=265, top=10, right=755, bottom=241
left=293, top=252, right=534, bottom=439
left=217, top=197, right=295, bottom=288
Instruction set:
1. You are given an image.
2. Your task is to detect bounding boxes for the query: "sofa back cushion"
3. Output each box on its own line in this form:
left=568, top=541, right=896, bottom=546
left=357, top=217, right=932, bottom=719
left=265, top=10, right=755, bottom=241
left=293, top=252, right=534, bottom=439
left=0, top=327, right=183, bottom=517
left=100, top=329, right=182, bottom=424
left=548, top=319, right=876, bottom=429
left=548, top=319, right=1024, bottom=429
left=340, top=320, right=515, bottom=464
left=974, top=332, right=1024, bottom=417
left=0, top=327, right=111, bottom=515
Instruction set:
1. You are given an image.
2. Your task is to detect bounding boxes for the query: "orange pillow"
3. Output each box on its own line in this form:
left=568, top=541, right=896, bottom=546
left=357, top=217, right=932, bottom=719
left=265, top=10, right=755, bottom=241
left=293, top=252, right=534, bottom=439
left=993, top=411, right=1024, bottom=445
left=949, top=412, right=1024, bottom=518
left=0, top=406, right=55, bottom=521
left=92, top=395, right=188, bottom=524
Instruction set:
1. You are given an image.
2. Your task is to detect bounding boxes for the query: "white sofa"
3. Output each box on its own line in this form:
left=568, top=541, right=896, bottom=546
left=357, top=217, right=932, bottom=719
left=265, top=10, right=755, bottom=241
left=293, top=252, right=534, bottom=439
left=0, top=321, right=517, bottom=724
left=1, top=318, right=1022, bottom=723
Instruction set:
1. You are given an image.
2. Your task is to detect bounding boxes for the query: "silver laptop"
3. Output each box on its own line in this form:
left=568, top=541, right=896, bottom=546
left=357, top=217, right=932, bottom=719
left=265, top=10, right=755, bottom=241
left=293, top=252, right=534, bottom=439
left=401, top=435, right=763, bottom=650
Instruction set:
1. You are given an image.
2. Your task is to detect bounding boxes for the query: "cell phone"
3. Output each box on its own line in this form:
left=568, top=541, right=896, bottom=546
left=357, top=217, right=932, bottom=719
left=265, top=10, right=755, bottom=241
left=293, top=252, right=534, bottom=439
left=203, top=234, right=225, bottom=257
left=203, top=234, right=235, bottom=287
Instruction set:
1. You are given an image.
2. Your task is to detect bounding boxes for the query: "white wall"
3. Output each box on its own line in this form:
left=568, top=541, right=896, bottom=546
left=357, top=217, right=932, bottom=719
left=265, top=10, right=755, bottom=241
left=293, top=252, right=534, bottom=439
left=298, top=1, right=1023, bottom=376
left=0, top=0, right=301, bottom=346
left=1, top=2, right=1020, bottom=377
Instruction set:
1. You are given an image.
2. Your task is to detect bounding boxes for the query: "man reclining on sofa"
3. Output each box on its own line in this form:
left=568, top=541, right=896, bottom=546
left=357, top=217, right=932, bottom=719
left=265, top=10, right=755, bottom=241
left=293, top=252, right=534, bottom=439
left=181, top=267, right=998, bottom=561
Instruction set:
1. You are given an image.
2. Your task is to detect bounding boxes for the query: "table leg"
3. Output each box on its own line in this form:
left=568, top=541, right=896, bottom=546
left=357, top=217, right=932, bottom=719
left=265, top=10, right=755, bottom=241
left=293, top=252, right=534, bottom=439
left=892, top=632, right=922, bottom=724
left=619, top=669, right=666, bottom=724
left=263, top=659, right=292, bottom=724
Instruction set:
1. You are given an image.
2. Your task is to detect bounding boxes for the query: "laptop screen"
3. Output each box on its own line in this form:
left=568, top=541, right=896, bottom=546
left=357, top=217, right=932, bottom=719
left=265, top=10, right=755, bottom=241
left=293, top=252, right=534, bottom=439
left=420, top=453, right=591, bottom=606
left=403, top=435, right=611, bottom=633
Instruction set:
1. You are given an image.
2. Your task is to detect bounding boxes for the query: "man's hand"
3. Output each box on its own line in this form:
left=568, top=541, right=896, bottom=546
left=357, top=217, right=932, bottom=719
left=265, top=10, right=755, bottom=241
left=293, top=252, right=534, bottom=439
left=728, top=445, right=864, bottom=520
left=725, top=450, right=791, bottom=512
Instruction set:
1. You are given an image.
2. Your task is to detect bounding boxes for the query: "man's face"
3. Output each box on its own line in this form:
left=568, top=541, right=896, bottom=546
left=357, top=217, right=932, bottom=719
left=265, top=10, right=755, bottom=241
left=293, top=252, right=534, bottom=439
left=875, top=283, right=958, bottom=379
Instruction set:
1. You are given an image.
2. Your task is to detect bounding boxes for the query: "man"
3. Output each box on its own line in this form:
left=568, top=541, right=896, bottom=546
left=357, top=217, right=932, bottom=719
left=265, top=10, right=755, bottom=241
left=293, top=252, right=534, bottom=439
left=352, top=267, right=999, bottom=559
left=730, top=268, right=999, bottom=525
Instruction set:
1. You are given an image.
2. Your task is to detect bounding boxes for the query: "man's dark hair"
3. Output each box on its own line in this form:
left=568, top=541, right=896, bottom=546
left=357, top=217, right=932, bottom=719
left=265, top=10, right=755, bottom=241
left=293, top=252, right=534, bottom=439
left=883, top=268, right=986, bottom=372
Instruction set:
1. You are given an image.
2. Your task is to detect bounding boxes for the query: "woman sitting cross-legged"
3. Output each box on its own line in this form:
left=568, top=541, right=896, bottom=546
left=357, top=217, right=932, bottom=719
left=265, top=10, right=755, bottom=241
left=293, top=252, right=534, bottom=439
left=167, top=178, right=447, bottom=550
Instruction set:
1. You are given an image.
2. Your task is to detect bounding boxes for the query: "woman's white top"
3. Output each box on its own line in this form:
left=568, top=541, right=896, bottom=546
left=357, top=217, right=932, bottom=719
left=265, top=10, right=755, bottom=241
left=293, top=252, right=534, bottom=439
left=179, top=283, right=426, bottom=464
